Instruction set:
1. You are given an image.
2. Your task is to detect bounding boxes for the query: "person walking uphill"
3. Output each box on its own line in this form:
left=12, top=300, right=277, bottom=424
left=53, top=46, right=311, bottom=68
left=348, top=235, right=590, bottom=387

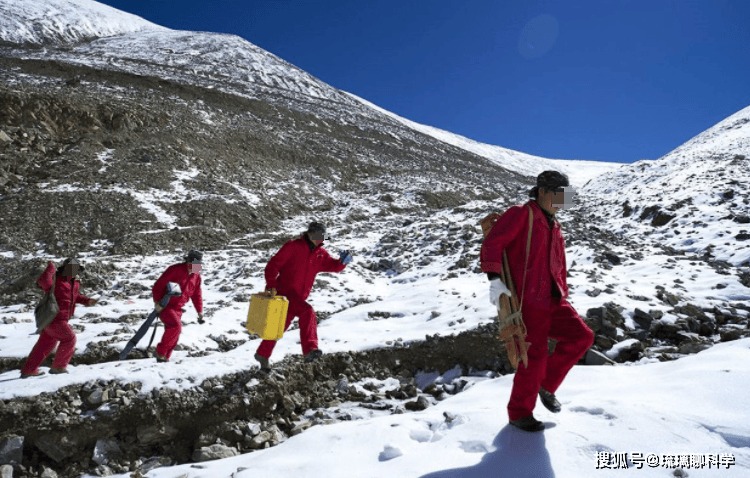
left=152, top=250, right=204, bottom=362
left=21, top=258, right=97, bottom=378
left=480, top=171, right=594, bottom=432
left=254, top=221, right=352, bottom=370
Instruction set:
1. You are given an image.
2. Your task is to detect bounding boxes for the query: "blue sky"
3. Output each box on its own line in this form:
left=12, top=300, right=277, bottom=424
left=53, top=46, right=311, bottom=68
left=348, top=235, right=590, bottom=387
left=96, top=0, right=750, bottom=163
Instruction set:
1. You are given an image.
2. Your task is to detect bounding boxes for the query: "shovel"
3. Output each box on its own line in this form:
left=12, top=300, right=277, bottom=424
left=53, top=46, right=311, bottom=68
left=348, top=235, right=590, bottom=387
left=119, top=282, right=182, bottom=360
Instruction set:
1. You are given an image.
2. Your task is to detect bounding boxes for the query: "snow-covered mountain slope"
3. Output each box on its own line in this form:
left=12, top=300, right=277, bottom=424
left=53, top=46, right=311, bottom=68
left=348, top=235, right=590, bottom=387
left=1, top=2, right=749, bottom=476
left=0, top=0, right=165, bottom=45
left=0, top=0, right=620, bottom=189
left=99, top=338, right=749, bottom=478
left=350, top=93, right=624, bottom=187
left=581, top=105, right=750, bottom=266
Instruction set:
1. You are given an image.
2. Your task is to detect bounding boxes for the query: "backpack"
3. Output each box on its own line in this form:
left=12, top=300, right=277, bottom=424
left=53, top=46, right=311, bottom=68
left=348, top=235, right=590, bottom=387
left=480, top=212, right=501, bottom=239
left=34, top=278, right=59, bottom=333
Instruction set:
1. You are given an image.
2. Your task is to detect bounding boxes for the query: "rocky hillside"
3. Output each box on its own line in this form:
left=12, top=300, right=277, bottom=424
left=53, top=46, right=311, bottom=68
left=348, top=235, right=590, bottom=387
left=1, top=2, right=749, bottom=477
left=0, top=0, right=531, bottom=259
left=580, top=105, right=750, bottom=268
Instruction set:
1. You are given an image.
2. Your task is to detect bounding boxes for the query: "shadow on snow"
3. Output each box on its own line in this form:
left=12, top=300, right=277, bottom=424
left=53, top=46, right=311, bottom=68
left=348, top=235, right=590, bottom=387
left=420, top=424, right=556, bottom=478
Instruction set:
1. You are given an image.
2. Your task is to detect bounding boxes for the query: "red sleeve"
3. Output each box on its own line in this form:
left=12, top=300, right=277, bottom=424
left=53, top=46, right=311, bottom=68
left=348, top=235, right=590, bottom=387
left=153, top=264, right=177, bottom=302
left=191, top=275, right=203, bottom=314
left=480, top=205, right=529, bottom=274
left=318, top=248, right=346, bottom=274
left=76, top=289, right=92, bottom=305
left=264, top=242, right=294, bottom=289
left=37, top=261, right=56, bottom=292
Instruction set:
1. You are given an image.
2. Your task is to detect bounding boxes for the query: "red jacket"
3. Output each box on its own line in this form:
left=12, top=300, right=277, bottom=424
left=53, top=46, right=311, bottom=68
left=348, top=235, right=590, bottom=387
left=480, top=200, right=569, bottom=304
left=265, top=235, right=346, bottom=302
left=152, top=263, right=203, bottom=314
left=37, top=262, right=91, bottom=324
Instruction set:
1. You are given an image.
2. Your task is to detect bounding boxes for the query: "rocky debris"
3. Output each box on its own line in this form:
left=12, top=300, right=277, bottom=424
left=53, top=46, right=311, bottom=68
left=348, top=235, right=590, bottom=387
left=632, top=308, right=655, bottom=330
left=192, top=444, right=239, bottom=462
left=0, top=55, right=521, bottom=258
left=583, top=349, right=616, bottom=366
left=92, top=438, right=122, bottom=466
left=655, top=286, right=682, bottom=306
left=0, top=323, right=512, bottom=476
left=639, top=205, right=676, bottom=227
left=585, top=302, right=626, bottom=349
left=608, top=339, right=644, bottom=363
left=404, top=395, right=431, bottom=411
left=0, top=436, right=23, bottom=465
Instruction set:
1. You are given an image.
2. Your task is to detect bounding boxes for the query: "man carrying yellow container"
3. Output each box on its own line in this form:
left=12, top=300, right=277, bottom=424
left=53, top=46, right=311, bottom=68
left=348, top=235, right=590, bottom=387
left=254, top=221, right=352, bottom=370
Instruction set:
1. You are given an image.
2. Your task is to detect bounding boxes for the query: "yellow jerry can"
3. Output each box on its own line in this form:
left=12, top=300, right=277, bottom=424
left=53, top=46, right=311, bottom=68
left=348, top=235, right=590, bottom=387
left=246, top=293, right=289, bottom=340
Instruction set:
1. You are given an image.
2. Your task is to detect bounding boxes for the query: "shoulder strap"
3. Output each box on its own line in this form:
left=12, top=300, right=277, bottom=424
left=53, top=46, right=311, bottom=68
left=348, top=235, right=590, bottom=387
left=518, top=205, right=534, bottom=311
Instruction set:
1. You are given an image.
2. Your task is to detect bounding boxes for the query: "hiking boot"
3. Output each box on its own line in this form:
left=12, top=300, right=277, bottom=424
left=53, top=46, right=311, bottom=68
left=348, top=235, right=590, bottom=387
left=155, top=353, right=169, bottom=363
left=539, top=387, right=561, bottom=413
left=20, top=370, right=45, bottom=379
left=49, top=367, right=69, bottom=374
left=304, top=349, right=323, bottom=363
left=509, top=415, right=545, bottom=432
left=254, top=353, right=271, bottom=371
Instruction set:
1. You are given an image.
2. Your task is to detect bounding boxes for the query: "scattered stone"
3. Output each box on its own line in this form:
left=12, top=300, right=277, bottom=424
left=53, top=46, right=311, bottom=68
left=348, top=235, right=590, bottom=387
left=247, top=431, right=272, bottom=450
left=404, top=395, right=430, bottom=411
left=92, top=438, right=122, bottom=466
left=720, top=329, right=744, bottom=342
left=607, top=339, right=644, bottom=363
left=137, top=425, right=178, bottom=446
left=35, top=434, right=79, bottom=462
left=40, top=468, right=58, bottom=478
left=583, top=349, right=616, bottom=366
left=603, top=252, right=621, bottom=265
left=633, top=309, right=654, bottom=330
left=0, top=435, right=23, bottom=465
left=192, top=444, right=239, bottom=462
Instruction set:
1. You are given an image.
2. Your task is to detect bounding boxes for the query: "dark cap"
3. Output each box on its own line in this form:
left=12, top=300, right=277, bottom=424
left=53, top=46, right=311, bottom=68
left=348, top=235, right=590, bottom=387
left=184, top=250, right=203, bottom=264
left=307, top=221, right=326, bottom=235
left=529, top=170, right=570, bottom=197
left=58, top=257, right=84, bottom=274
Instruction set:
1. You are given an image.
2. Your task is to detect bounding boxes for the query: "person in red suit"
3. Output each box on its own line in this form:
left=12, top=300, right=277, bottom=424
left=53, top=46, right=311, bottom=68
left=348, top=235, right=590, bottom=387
left=254, top=222, right=352, bottom=370
left=480, top=171, right=594, bottom=432
left=152, top=250, right=204, bottom=362
left=21, top=258, right=97, bottom=378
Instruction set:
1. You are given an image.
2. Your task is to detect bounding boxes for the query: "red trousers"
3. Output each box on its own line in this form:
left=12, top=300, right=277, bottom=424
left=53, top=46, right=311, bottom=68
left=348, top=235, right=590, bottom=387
left=256, top=299, right=318, bottom=359
left=507, top=298, right=594, bottom=421
left=21, top=321, right=77, bottom=374
left=155, top=309, right=182, bottom=360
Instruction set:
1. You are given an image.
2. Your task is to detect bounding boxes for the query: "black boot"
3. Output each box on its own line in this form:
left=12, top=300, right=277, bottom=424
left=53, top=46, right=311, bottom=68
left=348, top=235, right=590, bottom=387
left=254, top=353, right=271, bottom=371
left=539, top=387, right=561, bottom=413
left=509, top=415, right=545, bottom=432
left=304, top=349, right=323, bottom=363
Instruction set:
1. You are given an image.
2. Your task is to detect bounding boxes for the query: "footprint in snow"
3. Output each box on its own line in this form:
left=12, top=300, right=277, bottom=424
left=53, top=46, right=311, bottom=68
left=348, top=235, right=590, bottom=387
left=459, top=440, right=491, bottom=453
left=569, top=406, right=617, bottom=420
left=378, top=445, right=403, bottom=461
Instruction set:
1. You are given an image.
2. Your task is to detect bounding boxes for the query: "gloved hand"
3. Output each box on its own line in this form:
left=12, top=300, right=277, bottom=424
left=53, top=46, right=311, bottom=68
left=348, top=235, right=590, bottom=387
left=154, top=302, right=164, bottom=313
left=265, top=288, right=277, bottom=297
left=339, top=250, right=353, bottom=265
left=197, top=313, right=205, bottom=325
left=489, top=279, right=511, bottom=307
